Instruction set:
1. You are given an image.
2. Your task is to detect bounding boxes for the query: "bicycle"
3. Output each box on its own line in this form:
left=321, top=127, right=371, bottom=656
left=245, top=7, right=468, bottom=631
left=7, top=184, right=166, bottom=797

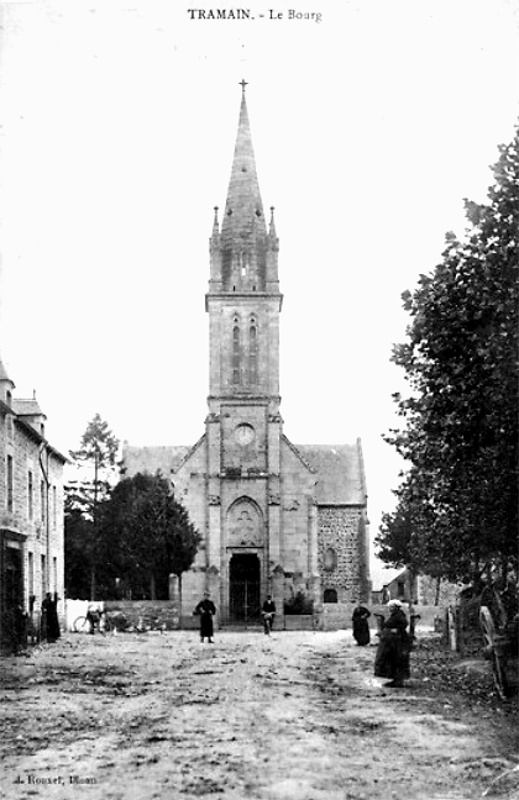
left=73, top=609, right=112, bottom=634
left=262, top=611, right=274, bottom=635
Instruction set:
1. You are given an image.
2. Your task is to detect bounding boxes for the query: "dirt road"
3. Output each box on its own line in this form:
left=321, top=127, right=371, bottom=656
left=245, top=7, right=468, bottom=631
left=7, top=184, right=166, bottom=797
left=1, top=630, right=518, bottom=800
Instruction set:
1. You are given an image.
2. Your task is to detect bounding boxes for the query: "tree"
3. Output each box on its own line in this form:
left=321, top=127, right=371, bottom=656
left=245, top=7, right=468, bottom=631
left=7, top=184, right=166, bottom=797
left=65, top=414, right=120, bottom=599
left=377, top=127, right=519, bottom=585
left=99, top=473, right=202, bottom=600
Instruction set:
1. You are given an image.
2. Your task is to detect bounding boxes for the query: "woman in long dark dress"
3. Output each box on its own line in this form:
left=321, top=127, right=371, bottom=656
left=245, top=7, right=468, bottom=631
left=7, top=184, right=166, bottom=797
left=41, top=592, right=61, bottom=642
left=195, top=591, right=216, bottom=643
left=352, top=603, right=371, bottom=645
left=374, top=599, right=411, bottom=687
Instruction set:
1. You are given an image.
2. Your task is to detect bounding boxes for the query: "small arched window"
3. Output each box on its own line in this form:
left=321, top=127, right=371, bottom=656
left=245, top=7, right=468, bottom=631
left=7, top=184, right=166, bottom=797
left=323, top=588, right=338, bottom=603
left=240, top=251, right=249, bottom=277
left=323, top=547, right=337, bottom=572
left=249, top=320, right=258, bottom=384
left=232, top=323, right=241, bottom=384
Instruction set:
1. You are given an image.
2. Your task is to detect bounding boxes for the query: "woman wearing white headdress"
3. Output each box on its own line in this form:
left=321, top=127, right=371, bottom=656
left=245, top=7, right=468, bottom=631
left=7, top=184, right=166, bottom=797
left=374, top=599, right=411, bottom=687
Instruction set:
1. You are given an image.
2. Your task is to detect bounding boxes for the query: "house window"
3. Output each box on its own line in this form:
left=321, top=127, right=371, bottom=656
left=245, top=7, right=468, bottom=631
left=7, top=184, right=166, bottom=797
left=28, top=471, right=34, bottom=519
left=52, top=486, right=57, bottom=529
left=28, top=552, right=34, bottom=599
left=6, top=455, right=13, bottom=513
left=41, top=554, right=46, bottom=596
left=323, top=588, right=338, bottom=603
left=41, top=480, right=46, bottom=523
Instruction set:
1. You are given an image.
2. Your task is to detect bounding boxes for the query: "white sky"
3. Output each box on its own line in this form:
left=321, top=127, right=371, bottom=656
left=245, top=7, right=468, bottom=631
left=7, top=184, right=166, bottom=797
left=1, top=0, right=518, bottom=589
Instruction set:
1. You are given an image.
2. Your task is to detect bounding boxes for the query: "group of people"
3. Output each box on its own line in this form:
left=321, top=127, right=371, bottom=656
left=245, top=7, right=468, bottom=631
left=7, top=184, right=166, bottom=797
left=194, top=591, right=412, bottom=688
left=352, top=598, right=412, bottom=688
left=194, top=592, right=277, bottom=642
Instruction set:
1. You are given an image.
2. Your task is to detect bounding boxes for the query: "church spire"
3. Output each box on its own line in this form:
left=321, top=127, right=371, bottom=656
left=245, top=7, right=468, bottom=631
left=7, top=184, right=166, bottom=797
left=207, top=84, right=280, bottom=295
left=220, top=82, right=267, bottom=249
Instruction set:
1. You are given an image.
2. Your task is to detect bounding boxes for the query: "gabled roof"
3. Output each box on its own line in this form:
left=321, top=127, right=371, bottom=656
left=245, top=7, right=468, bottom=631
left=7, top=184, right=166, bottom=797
left=295, top=442, right=367, bottom=506
left=122, top=444, right=193, bottom=478
left=12, top=398, right=46, bottom=419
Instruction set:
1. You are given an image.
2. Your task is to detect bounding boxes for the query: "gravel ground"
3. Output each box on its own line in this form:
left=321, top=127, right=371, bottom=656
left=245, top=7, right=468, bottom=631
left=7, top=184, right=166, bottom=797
left=1, top=629, right=518, bottom=800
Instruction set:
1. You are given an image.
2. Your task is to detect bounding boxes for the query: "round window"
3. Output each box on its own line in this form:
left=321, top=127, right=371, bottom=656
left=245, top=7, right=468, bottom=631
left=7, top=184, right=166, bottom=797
left=235, top=424, right=255, bottom=446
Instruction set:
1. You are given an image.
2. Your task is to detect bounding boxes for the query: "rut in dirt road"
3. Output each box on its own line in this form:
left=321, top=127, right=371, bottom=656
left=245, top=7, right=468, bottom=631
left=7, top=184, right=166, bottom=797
left=1, top=631, right=517, bottom=800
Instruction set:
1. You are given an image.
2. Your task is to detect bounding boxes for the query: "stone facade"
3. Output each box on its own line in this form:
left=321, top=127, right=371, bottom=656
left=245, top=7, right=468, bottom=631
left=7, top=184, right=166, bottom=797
left=121, top=87, right=370, bottom=623
left=318, top=507, right=369, bottom=603
left=0, top=358, right=66, bottom=650
left=372, top=567, right=462, bottom=606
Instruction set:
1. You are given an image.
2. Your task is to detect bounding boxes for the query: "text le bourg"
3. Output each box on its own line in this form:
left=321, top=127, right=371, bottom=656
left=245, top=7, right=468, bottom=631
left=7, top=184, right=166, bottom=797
left=187, top=9, right=323, bottom=23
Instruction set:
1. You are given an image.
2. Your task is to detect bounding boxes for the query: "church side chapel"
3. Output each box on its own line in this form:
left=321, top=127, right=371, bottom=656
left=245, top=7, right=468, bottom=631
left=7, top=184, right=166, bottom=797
left=121, top=84, right=370, bottom=624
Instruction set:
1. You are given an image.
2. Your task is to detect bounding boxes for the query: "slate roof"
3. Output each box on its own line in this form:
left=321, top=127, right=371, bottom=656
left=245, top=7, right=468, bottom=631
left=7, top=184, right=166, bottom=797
left=220, top=90, right=267, bottom=247
left=12, top=398, right=46, bottom=418
left=295, top=442, right=366, bottom=506
left=123, top=438, right=366, bottom=507
left=122, top=444, right=192, bottom=478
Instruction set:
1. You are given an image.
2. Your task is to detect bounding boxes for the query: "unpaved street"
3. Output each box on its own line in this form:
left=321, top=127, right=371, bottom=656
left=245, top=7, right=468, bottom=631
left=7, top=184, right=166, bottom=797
left=1, top=630, right=518, bottom=800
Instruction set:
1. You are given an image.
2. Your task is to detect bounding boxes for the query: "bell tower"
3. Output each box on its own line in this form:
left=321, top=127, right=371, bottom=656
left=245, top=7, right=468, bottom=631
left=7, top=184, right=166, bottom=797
left=204, top=82, right=284, bottom=613
left=206, top=81, right=282, bottom=405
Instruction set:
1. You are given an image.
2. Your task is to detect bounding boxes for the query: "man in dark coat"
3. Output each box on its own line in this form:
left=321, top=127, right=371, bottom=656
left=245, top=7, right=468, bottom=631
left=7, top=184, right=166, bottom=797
left=374, top=599, right=411, bottom=687
left=352, top=602, right=371, bottom=645
left=195, top=591, right=216, bottom=643
left=262, top=594, right=276, bottom=633
left=41, top=592, right=61, bottom=642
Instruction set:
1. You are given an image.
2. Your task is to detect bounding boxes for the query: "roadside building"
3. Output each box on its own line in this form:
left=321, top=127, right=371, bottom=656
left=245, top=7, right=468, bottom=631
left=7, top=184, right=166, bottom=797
left=0, top=356, right=66, bottom=650
left=372, top=567, right=462, bottom=606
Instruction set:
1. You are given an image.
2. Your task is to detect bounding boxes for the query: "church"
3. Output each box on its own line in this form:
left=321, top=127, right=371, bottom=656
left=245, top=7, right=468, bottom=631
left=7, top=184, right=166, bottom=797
left=121, top=85, right=370, bottom=624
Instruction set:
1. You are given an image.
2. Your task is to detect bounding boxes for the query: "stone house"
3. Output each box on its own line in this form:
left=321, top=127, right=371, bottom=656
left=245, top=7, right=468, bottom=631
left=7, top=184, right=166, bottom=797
left=0, top=356, right=66, bottom=649
left=121, top=86, right=370, bottom=623
left=372, top=567, right=462, bottom=606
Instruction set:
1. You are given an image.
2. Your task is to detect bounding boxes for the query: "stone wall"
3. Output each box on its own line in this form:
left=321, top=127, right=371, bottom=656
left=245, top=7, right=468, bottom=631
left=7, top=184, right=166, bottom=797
left=317, top=506, right=368, bottom=603
left=105, top=600, right=181, bottom=631
left=321, top=602, right=442, bottom=632
left=1, top=410, right=65, bottom=614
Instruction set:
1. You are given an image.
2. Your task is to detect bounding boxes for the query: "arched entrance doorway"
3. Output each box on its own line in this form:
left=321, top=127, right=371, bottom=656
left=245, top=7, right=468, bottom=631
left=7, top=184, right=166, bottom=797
left=229, top=553, right=260, bottom=622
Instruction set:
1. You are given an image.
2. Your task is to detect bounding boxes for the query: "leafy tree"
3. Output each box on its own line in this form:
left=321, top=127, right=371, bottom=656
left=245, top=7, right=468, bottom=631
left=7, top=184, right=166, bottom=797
left=377, top=127, right=519, bottom=585
left=65, top=414, right=119, bottom=599
left=64, top=501, right=93, bottom=600
left=99, top=473, right=202, bottom=600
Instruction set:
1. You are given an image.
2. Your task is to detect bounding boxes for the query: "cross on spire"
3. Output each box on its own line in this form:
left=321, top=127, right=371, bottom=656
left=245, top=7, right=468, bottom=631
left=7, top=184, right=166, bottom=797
left=239, top=79, right=248, bottom=95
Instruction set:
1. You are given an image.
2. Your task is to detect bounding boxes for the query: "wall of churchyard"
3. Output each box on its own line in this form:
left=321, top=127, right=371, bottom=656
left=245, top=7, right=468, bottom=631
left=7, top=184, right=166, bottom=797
left=104, top=600, right=181, bottom=631
left=317, top=506, right=368, bottom=603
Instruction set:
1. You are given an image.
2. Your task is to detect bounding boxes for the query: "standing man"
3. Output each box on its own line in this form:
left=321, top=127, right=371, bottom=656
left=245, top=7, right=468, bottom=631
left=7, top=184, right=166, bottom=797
left=194, top=591, right=216, bottom=643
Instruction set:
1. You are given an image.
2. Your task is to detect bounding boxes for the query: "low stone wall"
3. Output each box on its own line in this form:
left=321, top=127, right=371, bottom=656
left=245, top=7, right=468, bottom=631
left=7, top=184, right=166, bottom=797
left=284, top=615, right=316, bottom=631
left=104, top=600, right=180, bottom=631
left=321, top=603, right=442, bottom=632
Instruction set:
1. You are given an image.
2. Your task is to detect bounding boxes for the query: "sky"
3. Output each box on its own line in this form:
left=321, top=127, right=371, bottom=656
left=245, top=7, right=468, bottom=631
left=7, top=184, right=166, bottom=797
left=1, top=0, right=518, bottom=589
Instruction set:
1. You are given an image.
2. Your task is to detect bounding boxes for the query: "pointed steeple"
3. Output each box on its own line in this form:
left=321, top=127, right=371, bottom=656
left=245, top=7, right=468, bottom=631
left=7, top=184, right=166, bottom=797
left=210, top=83, right=272, bottom=292
left=207, top=84, right=281, bottom=297
left=221, top=84, right=267, bottom=247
